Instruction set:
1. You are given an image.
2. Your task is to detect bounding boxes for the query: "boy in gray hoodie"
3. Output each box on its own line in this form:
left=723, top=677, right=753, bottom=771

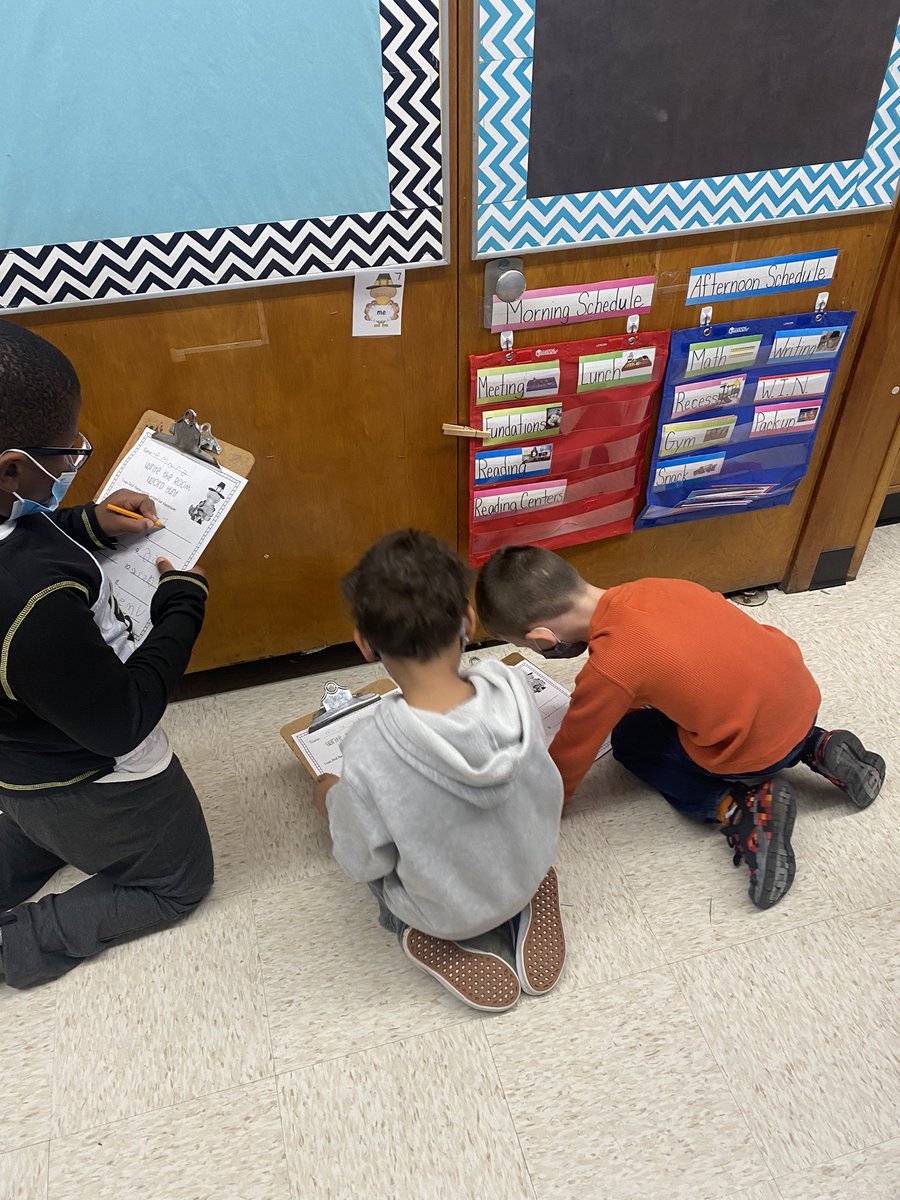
left=312, top=530, right=565, bottom=1013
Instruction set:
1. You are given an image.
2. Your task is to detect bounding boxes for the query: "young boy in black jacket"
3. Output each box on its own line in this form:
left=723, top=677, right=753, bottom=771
left=0, top=320, right=213, bottom=988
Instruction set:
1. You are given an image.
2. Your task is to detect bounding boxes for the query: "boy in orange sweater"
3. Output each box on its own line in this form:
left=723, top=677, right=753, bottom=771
left=476, top=546, right=885, bottom=910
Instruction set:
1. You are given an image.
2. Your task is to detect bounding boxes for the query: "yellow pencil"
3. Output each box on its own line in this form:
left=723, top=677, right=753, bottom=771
left=106, top=503, right=164, bottom=530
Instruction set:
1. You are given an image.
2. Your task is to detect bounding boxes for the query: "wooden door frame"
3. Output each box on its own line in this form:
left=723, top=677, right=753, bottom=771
left=786, top=202, right=900, bottom=591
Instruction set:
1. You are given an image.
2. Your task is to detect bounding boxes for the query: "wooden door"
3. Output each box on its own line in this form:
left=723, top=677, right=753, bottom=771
left=11, top=266, right=458, bottom=671
left=456, top=0, right=896, bottom=596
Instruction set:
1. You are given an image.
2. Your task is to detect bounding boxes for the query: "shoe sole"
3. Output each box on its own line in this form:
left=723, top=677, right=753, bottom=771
left=402, top=928, right=520, bottom=1012
left=515, top=867, right=566, bottom=996
left=820, top=731, right=885, bottom=809
left=753, top=780, right=797, bottom=910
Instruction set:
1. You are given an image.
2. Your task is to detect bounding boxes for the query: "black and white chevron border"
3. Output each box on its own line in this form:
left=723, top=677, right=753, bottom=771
left=0, top=0, right=445, bottom=312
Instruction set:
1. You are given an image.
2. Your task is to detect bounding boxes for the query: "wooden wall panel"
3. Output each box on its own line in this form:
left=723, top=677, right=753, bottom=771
left=13, top=264, right=459, bottom=671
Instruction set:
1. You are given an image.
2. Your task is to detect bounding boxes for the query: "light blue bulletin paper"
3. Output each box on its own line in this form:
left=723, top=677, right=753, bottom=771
left=1, top=0, right=391, bottom=249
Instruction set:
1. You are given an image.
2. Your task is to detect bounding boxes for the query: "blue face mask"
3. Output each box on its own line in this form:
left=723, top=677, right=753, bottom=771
left=8, top=452, right=76, bottom=521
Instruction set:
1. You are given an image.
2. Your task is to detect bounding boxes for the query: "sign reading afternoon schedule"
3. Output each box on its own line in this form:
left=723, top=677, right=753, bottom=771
left=686, top=251, right=839, bottom=305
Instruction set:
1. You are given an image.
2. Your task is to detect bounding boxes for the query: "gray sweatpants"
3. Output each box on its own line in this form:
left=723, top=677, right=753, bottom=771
left=0, top=756, right=213, bottom=989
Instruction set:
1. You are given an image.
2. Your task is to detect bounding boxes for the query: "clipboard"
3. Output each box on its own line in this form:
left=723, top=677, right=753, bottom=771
left=281, top=677, right=401, bottom=779
left=280, top=653, right=566, bottom=779
left=91, top=408, right=255, bottom=645
left=95, top=409, right=255, bottom=497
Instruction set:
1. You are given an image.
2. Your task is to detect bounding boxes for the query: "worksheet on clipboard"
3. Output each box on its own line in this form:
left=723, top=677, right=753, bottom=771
left=510, top=658, right=612, bottom=760
left=96, top=428, right=247, bottom=643
left=292, top=658, right=612, bottom=780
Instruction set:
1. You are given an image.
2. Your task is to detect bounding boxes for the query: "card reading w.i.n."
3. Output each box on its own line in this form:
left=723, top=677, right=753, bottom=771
left=96, top=428, right=247, bottom=643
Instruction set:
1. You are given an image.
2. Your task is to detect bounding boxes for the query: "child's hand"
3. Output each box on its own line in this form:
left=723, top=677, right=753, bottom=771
left=96, top=489, right=160, bottom=537
left=313, top=773, right=339, bottom=817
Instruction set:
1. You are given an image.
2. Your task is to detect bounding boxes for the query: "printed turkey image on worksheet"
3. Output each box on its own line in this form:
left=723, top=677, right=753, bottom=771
left=96, top=428, right=247, bottom=642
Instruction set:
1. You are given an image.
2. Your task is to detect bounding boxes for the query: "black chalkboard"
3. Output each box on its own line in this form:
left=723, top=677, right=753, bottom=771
left=527, top=0, right=900, bottom=200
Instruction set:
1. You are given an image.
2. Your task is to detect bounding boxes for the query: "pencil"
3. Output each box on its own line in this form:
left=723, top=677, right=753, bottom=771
left=106, top=503, right=165, bottom=529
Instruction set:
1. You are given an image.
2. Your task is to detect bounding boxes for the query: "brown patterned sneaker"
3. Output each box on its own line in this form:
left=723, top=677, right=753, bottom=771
left=514, top=867, right=567, bottom=996
left=402, top=928, right=520, bottom=1012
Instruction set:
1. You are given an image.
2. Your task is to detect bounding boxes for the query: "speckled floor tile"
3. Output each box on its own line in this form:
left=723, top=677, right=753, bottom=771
left=486, top=969, right=769, bottom=1200
left=721, top=1185, right=782, bottom=1200
left=0, top=982, right=55, bottom=1151
left=50, top=894, right=273, bottom=1137
left=182, top=756, right=256, bottom=898
left=232, top=740, right=336, bottom=892
left=48, top=1079, right=289, bottom=1200
left=552, top=811, right=664, bottom=991
left=797, top=785, right=900, bottom=913
left=583, top=760, right=841, bottom=962
left=223, top=670, right=376, bottom=891
left=277, top=1024, right=534, bottom=1200
left=773, top=1138, right=900, bottom=1200
left=0, top=1143, right=48, bottom=1200
left=673, top=920, right=900, bottom=1176
left=253, top=872, right=478, bottom=1075
left=162, top=693, right=235, bottom=769
left=846, top=901, right=900, bottom=986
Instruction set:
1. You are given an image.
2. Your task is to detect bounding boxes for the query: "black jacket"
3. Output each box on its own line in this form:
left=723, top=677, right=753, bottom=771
left=0, top=503, right=207, bottom=795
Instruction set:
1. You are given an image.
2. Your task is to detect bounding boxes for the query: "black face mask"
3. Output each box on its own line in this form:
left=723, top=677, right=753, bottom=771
left=535, top=640, right=588, bottom=660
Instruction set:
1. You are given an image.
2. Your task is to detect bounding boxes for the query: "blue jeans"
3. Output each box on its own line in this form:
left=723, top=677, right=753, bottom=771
left=610, top=708, right=816, bottom=822
left=368, top=881, right=516, bottom=967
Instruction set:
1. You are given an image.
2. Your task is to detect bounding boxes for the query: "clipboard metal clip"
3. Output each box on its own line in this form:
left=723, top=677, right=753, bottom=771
left=308, top=681, right=381, bottom=733
left=153, top=409, right=221, bottom=466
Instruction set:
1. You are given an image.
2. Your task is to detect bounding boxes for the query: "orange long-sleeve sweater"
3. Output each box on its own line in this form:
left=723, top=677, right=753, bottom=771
left=549, top=578, right=821, bottom=803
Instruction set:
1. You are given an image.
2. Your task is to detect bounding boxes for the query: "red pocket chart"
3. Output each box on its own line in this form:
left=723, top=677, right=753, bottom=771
left=468, top=332, right=670, bottom=565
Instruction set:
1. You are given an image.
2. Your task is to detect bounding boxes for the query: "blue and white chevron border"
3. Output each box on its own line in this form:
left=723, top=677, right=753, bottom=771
left=476, top=1, right=900, bottom=255
left=479, top=0, right=534, bottom=61
left=478, top=57, right=532, bottom=204
left=0, top=0, right=445, bottom=312
left=854, top=41, right=900, bottom=209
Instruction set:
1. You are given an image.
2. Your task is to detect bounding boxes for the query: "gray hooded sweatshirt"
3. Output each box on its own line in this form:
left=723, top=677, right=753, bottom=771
left=326, top=660, right=563, bottom=940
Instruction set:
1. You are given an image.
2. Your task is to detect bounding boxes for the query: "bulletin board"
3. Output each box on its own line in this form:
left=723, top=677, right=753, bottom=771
left=0, top=0, right=447, bottom=312
left=475, top=1, right=900, bottom=256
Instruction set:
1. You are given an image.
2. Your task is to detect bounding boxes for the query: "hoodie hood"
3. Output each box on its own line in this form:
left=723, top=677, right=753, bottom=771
left=374, top=660, right=544, bottom=807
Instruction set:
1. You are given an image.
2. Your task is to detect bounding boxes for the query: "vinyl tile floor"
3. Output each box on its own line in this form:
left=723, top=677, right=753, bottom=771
left=4, top=528, right=900, bottom=1200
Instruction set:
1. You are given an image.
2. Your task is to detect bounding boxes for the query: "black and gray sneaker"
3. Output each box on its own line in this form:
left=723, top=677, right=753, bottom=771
left=720, top=778, right=797, bottom=909
left=803, top=728, right=885, bottom=809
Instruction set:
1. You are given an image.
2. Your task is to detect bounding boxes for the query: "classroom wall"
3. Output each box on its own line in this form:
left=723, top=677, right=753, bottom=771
left=8, top=1, right=900, bottom=671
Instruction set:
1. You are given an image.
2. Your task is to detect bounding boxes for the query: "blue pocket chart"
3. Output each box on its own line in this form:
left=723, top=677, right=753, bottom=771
left=635, top=311, right=855, bottom=530
left=0, top=0, right=447, bottom=311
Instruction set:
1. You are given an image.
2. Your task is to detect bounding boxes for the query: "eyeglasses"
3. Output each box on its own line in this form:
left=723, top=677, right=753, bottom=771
left=19, top=432, right=93, bottom=472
